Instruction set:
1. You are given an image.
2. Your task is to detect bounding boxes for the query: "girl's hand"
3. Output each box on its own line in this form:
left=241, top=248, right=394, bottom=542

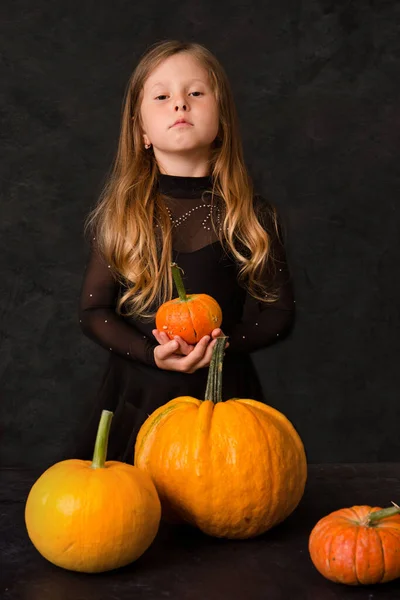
left=152, top=328, right=229, bottom=373
left=152, top=330, right=194, bottom=356
left=152, top=328, right=228, bottom=356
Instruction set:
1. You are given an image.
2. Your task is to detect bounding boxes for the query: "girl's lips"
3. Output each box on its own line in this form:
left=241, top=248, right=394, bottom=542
left=172, top=121, right=193, bottom=127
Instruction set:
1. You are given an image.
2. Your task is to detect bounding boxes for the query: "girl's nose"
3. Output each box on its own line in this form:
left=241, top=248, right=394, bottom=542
left=175, top=102, right=187, bottom=111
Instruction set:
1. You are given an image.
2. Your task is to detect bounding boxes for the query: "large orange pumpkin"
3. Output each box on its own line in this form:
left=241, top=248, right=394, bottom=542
left=25, top=410, right=161, bottom=573
left=134, top=336, right=307, bottom=539
left=309, top=504, right=400, bottom=585
left=155, top=262, right=222, bottom=344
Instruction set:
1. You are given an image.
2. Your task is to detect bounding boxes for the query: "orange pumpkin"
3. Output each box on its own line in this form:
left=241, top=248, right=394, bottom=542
left=155, top=262, right=222, bottom=344
left=134, top=337, right=307, bottom=539
left=309, top=504, right=400, bottom=585
left=25, top=410, right=161, bottom=573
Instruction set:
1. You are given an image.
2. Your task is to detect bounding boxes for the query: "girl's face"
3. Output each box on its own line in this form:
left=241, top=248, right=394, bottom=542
left=140, top=53, right=220, bottom=162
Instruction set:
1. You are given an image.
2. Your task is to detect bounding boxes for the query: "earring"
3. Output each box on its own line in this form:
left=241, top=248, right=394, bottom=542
left=144, top=143, right=152, bottom=149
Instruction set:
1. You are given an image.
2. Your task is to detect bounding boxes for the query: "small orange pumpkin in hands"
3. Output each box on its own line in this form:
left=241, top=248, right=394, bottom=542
left=309, top=503, right=400, bottom=585
left=25, top=410, right=161, bottom=573
left=155, top=262, right=222, bottom=344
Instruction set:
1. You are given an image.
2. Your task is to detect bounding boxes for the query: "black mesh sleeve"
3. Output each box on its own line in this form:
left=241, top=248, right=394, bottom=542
left=79, top=242, right=157, bottom=366
left=227, top=198, right=295, bottom=353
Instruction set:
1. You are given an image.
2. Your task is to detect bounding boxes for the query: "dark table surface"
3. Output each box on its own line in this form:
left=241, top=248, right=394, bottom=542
left=1, top=463, right=400, bottom=600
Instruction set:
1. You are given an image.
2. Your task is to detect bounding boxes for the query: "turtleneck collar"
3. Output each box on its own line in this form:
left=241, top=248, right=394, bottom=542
left=157, top=173, right=213, bottom=199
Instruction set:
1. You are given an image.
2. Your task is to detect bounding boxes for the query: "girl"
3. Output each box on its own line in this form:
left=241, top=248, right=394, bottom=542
left=74, top=40, right=295, bottom=464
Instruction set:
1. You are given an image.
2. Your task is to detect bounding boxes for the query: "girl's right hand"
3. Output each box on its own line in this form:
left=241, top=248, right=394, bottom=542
left=153, top=335, right=217, bottom=373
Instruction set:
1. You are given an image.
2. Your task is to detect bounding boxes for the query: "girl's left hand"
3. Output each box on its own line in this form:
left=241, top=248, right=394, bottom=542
left=152, top=328, right=227, bottom=356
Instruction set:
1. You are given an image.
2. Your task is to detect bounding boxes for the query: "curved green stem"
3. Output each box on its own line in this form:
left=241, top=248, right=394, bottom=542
left=171, top=263, right=187, bottom=302
left=91, top=410, right=113, bottom=469
left=364, top=503, right=400, bottom=526
left=204, top=336, right=228, bottom=403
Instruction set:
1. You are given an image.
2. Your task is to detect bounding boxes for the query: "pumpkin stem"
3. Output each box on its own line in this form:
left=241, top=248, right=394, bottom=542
left=91, top=410, right=113, bottom=469
left=204, top=336, right=228, bottom=403
left=364, top=502, right=400, bottom=526
left=171, top=263, right=187, bottom=302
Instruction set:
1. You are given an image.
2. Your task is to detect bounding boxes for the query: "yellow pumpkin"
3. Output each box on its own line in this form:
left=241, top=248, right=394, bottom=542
left=25, top=410, right=161, bottom=573
left=134, top=337, right=307, bottom=539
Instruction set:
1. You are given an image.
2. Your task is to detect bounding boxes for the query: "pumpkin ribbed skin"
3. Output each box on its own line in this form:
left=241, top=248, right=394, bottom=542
left=309, top=506, right=400, bottom=585
left=155, top=293, right=222, bottom=344
left=25, top=411, right=161, bottom=573
left=134, top=396, right=307, bottom=539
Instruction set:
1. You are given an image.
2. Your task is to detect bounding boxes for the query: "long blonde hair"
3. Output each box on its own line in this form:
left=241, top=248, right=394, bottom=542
left=86, top=40, right=280, bottom=319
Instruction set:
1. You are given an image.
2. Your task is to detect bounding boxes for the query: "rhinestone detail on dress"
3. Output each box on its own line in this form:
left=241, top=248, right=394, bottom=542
left=165, top=203, right=221, bottom=231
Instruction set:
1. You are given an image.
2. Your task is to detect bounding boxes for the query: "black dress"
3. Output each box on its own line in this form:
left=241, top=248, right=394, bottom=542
left=73, top=174, right=295, bottom=464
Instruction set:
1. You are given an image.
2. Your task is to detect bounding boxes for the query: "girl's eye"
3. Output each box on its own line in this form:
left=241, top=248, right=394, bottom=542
left=154, top=92, right=203, bottom=100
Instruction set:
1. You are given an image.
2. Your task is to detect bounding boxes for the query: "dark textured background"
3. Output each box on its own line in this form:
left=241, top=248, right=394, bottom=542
left=1, top=0, right=399, bottom=468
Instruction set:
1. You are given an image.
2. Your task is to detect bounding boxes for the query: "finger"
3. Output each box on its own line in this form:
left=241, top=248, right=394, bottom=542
left=195, top=338, right=218, bottom=369
left=153, top=330, right=172, bottom=345
left=152, top=329, right=163, bottom=345
left=152, top=329, right=168, bottom=343
left=182, top=335, right=212, bottom=373
left=211, top=328, right=222, bottom=338
left=155, top=339, right=179, bottom=359
left=159, top=331, right=171, bottom=344
left=174, top=336, right=194, bottom=356
left=210, top=329, right=229, bottom=348
left=181, top=335, right=210, bottom=369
